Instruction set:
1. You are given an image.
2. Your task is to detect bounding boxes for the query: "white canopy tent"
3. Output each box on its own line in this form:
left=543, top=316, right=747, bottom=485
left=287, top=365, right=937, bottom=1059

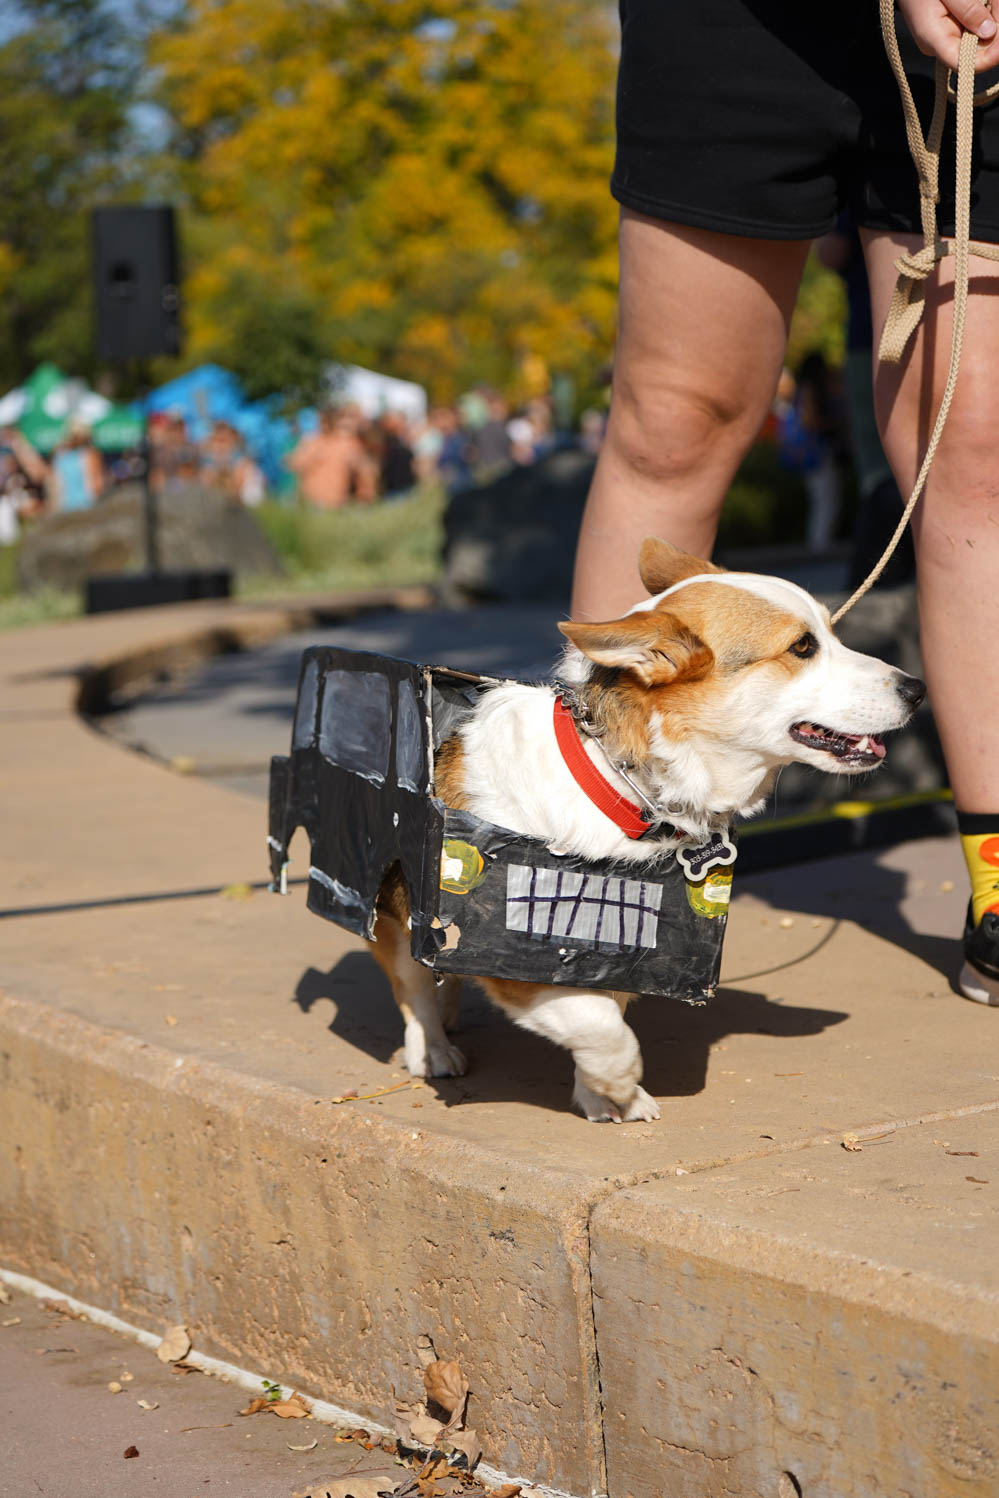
left=327, top=364, right=427, bottom=424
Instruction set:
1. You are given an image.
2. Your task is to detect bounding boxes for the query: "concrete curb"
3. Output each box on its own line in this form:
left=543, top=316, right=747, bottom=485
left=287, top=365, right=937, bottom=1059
left=0, top=990, right=605, bottom=1492
left=74, top=584, right=436, bottom=717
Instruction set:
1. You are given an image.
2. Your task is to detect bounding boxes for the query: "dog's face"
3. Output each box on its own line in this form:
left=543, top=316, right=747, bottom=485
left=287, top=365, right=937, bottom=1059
left=560, top=539, right=925, bottom=782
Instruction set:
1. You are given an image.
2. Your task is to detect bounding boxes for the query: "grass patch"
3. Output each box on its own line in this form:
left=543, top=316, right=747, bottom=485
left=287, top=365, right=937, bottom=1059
left=0, top=542, right=81, bottom=631
left=0, top=582, right=82, bottom=630
left=240, top=484, right=447, bottom=598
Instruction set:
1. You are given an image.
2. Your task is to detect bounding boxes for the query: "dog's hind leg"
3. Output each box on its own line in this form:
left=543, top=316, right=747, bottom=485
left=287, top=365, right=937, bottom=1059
left=370, top=910, right=467, bottom=1078
left=439, top=976, right=462, bottom=1033
left=489, top=981, right=660, bottom=1123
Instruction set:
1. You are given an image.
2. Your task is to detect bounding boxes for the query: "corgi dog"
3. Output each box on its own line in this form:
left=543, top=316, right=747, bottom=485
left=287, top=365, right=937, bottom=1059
left=370, top=538, right=926, bottom=1122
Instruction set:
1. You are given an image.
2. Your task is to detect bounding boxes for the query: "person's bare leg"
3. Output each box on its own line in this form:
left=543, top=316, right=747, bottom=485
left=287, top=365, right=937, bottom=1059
left=571, top=211, right=811, bottom=621
left=863, top=230, right=999, bottom=812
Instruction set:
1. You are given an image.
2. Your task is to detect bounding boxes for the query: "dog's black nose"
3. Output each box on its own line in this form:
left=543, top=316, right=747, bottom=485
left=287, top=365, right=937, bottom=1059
left=897, top=673, right=927, bottom=709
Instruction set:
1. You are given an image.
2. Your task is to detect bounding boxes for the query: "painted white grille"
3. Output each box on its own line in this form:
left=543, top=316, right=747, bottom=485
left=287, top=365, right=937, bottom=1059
left=505, top=865, right=661, bottom=950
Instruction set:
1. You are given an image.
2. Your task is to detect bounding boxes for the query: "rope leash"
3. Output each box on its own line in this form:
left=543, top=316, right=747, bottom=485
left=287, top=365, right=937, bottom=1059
left=831, top=1, right=996, bottom=623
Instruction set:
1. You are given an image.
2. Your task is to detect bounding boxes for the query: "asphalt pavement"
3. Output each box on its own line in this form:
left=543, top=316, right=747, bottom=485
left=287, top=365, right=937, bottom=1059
left=0, top=1285, right=411, bottom=1498
left=98, top=603, right=560, bottom=798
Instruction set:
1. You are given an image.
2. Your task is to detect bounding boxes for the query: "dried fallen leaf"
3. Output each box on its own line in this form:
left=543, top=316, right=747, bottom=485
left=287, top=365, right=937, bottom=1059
left=123, top=1446, right=139, bottom=1459
left=394, top=1397, right=424, bottom=1442
left=270, top=1393, right=312, bottom=1419
left=409, top=1412, right=446, bottom=1447
left=156, top=1325, right=191, bottom=1363
left=239, top=1397, right=269, bottom=1417
left=41, top=1298, right=81, bottom=1319
left=946, top=1150, right=979, bottom=1157
left=292, top=1478, right=397, bottom=1498
left=286, top=1438, right=318, bottom=1451
left=2, top=1317, right=20, bottom=1327
left=424, top=1361, right=468, bottom=1421
left=487, top=1487, right=522, bottom=1498
left=445, top=1427, right=482, bottom=1466
left=842, top=1133, right=862, bottom=1152
left=108, top=1381, right=123, bottom=1394
left=137, top=1399, right=159, bottom=1411
left=967, top=1176, right=989, bottom=1184
left=0, top=1286, right=10, bottom=1305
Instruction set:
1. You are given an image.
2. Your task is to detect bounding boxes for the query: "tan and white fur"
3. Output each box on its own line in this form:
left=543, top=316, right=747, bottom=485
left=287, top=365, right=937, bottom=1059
left=370, top=539, right=926, bottom=1122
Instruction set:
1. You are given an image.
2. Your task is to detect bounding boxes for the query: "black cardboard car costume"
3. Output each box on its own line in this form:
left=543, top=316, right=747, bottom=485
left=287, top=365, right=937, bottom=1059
left=268, top=646, right=736, bottom=1003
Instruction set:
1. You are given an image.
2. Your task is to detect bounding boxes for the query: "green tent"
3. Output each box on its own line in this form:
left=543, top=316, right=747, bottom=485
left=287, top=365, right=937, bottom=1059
left=90, top=405, right=144, bottom=452
left=8, top=364, right=141, bottom=453
left=15, top=364, right=68, bottom=453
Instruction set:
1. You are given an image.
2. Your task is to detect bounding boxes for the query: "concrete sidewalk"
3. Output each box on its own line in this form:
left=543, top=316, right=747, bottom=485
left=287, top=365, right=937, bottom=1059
left=1, top=595, right=997, bottom=1498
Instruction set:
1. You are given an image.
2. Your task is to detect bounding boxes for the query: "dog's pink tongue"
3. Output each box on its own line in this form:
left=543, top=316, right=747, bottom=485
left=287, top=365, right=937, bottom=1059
left=849, top=733, right=887, bottom=759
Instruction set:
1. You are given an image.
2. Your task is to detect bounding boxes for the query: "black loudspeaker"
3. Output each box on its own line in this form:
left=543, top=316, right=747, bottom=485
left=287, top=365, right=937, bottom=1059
left=92, top=206, right=181, bottom=362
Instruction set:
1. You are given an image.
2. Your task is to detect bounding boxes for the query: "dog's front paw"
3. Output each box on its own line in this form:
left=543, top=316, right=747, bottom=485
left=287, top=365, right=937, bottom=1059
left=574, top=1077, right=661, bottom=1123
left=426, top=1041, right=467, bottom=1077
left=620, top=1084, right=661, bottom=1122
left=404, top=1031, right=468, bottom=1078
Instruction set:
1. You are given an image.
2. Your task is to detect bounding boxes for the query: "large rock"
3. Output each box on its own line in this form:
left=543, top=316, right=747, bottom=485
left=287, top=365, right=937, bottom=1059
left=17, top=484, right=283, bottom=592
left=443, top=449, right=595, bottom=603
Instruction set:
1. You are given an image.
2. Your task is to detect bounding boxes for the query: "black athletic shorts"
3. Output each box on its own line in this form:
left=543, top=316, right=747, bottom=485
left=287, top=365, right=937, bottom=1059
left=612, top=1, right=999, bottom=242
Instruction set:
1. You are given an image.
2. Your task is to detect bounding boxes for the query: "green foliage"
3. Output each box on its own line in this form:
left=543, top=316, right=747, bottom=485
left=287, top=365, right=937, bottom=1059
left=197, top=272, right=333, bottom=407
left=0, top=0, right=138, bottom=388
left=787, top=253, right=847, bottom=371
left=149, top=0, right=620, bottom=403
left=244, top=485, right=447, bottom=596
left=0, top=0, right=854, bottom=512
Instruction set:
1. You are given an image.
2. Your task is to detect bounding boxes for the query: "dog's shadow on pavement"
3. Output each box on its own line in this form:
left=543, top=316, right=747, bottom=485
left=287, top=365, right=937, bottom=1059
left=292, top=951, right=848, bottom=1112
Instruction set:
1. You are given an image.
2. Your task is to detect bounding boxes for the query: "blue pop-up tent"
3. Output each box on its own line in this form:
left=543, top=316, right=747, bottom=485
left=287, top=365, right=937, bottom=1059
left=145, top=365, right=298, bottom=492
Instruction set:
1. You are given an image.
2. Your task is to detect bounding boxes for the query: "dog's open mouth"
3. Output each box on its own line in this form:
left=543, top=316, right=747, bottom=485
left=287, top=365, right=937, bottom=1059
left=790, top=721, right=887, bottom=768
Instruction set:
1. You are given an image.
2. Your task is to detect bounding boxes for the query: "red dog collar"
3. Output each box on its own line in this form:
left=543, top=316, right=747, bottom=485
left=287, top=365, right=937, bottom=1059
left=553, top=695, right=658, bottom=840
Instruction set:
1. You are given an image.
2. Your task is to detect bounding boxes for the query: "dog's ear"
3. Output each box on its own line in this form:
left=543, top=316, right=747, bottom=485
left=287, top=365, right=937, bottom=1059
left=638, top=537, right=724, bottom=597
left=559, top=612, right=713, bottom=687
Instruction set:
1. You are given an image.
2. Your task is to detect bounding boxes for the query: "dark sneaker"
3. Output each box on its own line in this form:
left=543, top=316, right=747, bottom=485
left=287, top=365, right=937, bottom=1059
left=959, top=901, right=999, bottom=1006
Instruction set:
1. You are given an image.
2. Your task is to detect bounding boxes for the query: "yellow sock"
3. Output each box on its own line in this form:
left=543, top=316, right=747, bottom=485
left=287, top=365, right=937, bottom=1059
left=957, top=812, right=999, bottom=925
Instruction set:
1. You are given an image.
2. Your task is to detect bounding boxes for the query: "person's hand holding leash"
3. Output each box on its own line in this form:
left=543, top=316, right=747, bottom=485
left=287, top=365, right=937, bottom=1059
left=899, top=0, right=999, bottom=70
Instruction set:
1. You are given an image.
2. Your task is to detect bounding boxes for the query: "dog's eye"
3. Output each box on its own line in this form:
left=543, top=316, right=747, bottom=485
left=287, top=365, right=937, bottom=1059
left=789, top=632, right=818, bottom=659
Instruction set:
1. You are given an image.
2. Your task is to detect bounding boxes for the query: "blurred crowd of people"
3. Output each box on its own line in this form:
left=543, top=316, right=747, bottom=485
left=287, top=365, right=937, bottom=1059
left=0, top=386, right=604, bottom=544
left=149, top=412, right=266, bottom=506
left=0, top=414, right=267, bottom=545
left=283, top=389, right=590, bottom=509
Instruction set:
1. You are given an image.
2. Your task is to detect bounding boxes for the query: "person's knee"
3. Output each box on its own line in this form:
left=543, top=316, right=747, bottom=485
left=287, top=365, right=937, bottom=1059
left=608, top=368, right=760, bottom=488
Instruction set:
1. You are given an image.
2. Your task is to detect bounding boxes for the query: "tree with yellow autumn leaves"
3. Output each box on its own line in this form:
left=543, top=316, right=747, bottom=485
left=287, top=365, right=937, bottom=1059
left=0, top=1, right=845, bottom=407
left=151, top=0, right=621, bottom=403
